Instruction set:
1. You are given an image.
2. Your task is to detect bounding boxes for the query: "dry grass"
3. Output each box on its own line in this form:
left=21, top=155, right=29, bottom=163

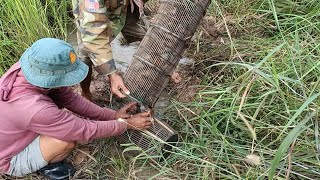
left=1, top=0, right=320, bottom=179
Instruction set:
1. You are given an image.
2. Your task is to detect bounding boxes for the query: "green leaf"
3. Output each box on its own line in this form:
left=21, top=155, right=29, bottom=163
left=268, top=111, right=316, bottom=179
left=279, top=92, right=320, bottom=136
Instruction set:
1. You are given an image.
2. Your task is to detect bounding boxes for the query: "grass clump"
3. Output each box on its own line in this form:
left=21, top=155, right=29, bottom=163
left=119, top=0, right=320, bottom=179
left=1, top=0, right=320, bottom=179
left=0, top=0, right=70, bottom=74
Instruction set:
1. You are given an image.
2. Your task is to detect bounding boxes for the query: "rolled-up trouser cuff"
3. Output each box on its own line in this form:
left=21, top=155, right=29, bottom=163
left=94, top=59, right=117, bottom=75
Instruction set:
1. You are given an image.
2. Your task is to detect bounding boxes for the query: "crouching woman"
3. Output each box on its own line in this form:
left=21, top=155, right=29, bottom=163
left=0, top=38, right=152, bottom=179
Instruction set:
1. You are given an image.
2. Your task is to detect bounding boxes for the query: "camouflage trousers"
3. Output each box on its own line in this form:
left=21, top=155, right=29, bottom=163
left=77, top=4, right=147, bottom=66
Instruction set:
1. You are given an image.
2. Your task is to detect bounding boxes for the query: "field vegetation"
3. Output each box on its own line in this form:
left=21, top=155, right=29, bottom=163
left=1, top=0, right=320, bottom=179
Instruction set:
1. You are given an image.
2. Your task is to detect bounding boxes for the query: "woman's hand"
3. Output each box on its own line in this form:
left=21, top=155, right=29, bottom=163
left=126, top=111, right=153, bottom=130
left=116, top=103, right=153, bottom=130
left=115, top=102, right=137, bottom=119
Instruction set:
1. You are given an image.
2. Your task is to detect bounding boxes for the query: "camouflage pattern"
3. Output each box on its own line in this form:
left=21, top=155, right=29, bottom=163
left=72, top=0, right=146, bottom=75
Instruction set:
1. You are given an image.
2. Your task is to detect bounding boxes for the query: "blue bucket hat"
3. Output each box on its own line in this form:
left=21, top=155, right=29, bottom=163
left=20, top=38, right=89, bottom=88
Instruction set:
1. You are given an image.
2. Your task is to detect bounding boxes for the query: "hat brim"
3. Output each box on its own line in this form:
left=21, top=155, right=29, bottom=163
left=20, top=49, right=89, bottom=88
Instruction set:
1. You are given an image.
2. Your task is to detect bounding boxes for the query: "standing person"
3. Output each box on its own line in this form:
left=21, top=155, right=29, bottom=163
left=72, top=0, right=148, bottom=100
left=0, top=38, right=152, bottom=179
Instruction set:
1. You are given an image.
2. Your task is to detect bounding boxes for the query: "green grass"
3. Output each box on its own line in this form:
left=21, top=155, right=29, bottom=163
left=0, top=0, right=70, bottom=74
left=119, top=0, right=320, bottom=179
left=1, top=0, right=320, bottom=179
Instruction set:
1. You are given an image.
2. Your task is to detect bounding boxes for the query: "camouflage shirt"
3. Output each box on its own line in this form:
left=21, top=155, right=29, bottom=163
left=72, top=0, right=129, bottom=75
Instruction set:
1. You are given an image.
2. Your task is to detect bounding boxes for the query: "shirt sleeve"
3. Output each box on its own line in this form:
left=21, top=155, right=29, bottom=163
left=28, top=104, right=127, bottom=142
left=49, top=87, right=116, bottom=121
left=73, top=0, right=116, bottom=75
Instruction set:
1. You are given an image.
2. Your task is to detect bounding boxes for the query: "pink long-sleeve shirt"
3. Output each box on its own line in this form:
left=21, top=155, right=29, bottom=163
left=0, top=62, right=127, bottom=173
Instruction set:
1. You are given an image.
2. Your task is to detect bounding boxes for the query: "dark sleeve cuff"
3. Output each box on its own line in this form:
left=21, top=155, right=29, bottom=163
left=94, top=59, right=117, bottom=75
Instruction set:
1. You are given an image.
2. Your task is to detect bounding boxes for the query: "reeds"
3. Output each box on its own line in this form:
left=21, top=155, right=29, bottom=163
left=1, top=0, right=320, bottom=179
left=0, top=0, right=70, bottom=74
left=117, top=0, right=320, bottom=179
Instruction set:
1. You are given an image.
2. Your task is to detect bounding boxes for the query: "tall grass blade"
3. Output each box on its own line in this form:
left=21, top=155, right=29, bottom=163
left=268, top=111, right=316, bottom=179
